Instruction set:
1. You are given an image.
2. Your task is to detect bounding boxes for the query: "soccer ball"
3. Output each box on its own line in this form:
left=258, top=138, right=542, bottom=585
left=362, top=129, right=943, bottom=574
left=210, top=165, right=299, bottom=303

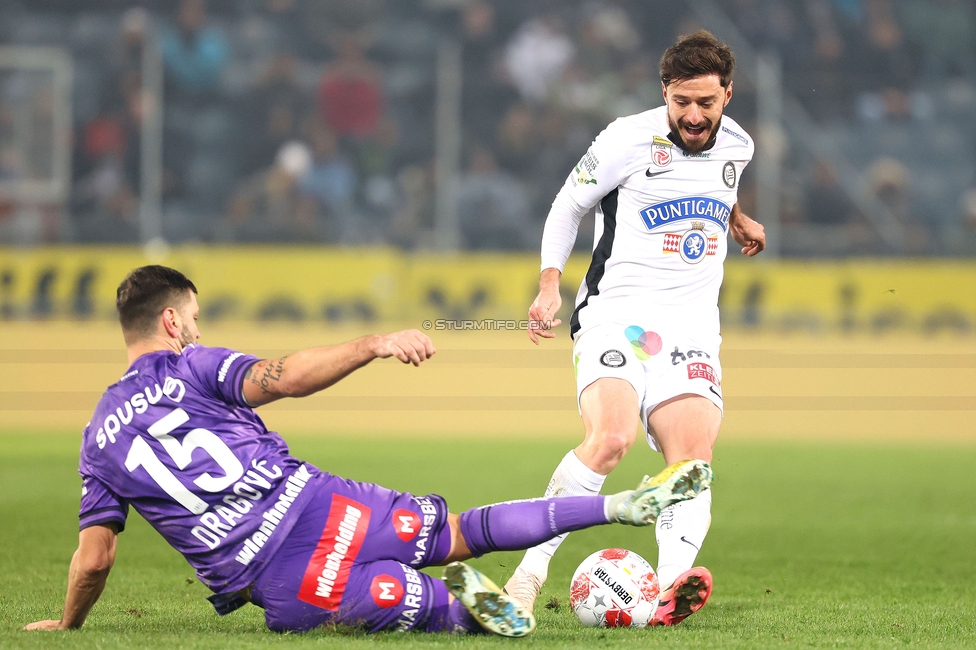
left=570, top=548, right=659, bottom=628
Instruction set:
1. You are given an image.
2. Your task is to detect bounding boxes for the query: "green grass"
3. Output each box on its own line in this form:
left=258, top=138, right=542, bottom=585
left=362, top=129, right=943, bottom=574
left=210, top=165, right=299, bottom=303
left=2, top=433, right=976, bottom=648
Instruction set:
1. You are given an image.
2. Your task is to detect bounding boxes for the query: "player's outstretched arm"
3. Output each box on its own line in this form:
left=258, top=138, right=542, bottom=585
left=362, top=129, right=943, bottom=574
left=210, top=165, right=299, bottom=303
left=729, top=203, right=765, bottom=256
left=24, top=523, right=119, bottom=631
left=528, top=268, right=563, bottom=344
left=242, top=329, right=435, bottom=407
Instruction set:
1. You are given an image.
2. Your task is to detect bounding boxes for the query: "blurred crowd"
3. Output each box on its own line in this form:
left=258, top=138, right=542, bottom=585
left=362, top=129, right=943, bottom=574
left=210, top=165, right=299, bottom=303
left=0, top=0, right=973, bottom=254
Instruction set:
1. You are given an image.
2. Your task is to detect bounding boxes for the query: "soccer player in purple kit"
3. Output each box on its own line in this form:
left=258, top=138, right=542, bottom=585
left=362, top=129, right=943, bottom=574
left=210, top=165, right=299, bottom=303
left=25, top=265, right=712, bottom=637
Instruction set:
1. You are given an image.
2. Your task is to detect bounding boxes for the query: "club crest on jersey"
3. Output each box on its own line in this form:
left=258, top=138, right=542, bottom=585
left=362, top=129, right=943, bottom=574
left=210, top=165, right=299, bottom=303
left=651, top=135, right=672, bottom=167
left=722, top=161, right=737, bottom=188
left=663, top=222, right=717, bottom=264
left=640, top=196, right=731, bottom=232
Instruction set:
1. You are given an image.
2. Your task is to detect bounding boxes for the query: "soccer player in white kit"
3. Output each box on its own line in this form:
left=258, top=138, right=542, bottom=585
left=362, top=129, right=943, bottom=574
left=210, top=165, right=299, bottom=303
left=505, top=30, right=766, bottom=626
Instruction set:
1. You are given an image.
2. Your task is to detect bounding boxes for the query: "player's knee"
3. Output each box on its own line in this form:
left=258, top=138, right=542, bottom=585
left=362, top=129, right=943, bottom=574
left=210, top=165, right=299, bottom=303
left=601, top=429, right=636, bottom=457
left=580, top=427, right=635, bottom=471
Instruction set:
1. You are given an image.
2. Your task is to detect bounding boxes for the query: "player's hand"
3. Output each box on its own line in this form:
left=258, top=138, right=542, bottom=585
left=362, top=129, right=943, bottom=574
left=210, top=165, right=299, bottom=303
left=730, top=211, right=765, bottom=256
left=23, top=620, right=64, bottom=631
left=371, top=330, right=436, bottom=366
left=528, top=283, right=562, bottom=345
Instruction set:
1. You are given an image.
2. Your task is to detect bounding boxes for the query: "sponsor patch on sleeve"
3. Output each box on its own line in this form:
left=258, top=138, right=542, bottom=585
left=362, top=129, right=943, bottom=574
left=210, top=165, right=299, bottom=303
left=721, top=125, right=749, bottom=145
left=217, top=352, right=244, bottom=383
left=572, top=150, right=600, bottom=186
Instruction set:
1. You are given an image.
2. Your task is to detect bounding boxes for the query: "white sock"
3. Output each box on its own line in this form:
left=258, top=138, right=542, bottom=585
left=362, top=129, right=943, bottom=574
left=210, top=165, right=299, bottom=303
left=655, top=489, right=712, bottom=589
left=515, top=450, right=606, bottom=577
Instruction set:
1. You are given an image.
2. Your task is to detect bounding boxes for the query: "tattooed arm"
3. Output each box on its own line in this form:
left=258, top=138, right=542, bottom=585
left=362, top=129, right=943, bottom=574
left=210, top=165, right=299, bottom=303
left=241, top=329, right=436, bottom=407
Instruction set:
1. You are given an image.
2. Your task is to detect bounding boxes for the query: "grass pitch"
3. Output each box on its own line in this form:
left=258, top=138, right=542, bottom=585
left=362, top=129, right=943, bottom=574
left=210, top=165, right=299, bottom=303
left=3, top=433, right=976, bottom=649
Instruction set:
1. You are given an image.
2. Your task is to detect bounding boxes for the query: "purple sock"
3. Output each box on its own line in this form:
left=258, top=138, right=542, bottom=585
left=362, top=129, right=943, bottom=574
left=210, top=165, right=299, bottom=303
left=458, top=496, right=609, bottom=557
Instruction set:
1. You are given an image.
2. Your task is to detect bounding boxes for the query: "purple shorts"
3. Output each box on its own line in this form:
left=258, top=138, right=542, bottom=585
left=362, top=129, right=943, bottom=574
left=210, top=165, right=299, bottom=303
left=250, top=474, right=454, bottom=633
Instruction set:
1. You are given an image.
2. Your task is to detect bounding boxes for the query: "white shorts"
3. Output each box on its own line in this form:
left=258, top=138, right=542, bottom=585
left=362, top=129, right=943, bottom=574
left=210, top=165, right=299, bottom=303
left=573, top=321, right=724, bottom=452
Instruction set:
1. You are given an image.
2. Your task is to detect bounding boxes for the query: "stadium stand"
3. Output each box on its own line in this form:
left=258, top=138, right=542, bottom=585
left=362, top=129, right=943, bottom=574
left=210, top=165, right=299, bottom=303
left=0, top=0, right=971, bottom=254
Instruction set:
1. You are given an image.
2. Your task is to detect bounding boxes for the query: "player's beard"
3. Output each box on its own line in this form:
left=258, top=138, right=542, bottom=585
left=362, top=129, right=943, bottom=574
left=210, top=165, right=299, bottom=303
left=177, top=323, right=194, bottom=350
left=668, top=114, right=721, bottom=153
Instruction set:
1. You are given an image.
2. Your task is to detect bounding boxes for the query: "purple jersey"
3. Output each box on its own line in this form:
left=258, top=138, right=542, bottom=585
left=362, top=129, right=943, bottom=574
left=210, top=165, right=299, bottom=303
left=79, top=344, right=324, bottom=596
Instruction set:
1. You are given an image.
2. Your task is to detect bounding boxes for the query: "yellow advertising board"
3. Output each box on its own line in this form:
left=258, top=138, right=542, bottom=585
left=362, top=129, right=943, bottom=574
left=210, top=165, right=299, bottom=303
left=0, top=246, right=974, bottom=333
left=719, top=260, right=976, bottom=333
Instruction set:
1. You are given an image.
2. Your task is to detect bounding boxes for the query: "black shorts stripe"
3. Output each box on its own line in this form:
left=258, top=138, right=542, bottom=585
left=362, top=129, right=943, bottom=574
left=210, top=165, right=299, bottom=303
left=570, top=189, right=619, bottom=339
left=79, top=514, right=126, bottom=532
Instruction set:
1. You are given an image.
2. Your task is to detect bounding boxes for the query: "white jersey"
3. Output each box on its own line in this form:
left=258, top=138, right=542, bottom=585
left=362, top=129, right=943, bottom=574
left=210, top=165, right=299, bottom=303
left=540, top=106, right=754, bottom=338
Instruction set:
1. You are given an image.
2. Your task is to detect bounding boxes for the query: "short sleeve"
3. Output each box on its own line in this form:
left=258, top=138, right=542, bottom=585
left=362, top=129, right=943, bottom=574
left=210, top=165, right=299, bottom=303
left=182, top=345, right=259, bottom=408
left=80, top=474, right=129, bottom=532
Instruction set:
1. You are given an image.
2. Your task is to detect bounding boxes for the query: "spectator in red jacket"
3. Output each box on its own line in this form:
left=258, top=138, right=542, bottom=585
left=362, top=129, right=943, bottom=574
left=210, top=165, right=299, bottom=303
left=317, top=34, right=383, bottom=141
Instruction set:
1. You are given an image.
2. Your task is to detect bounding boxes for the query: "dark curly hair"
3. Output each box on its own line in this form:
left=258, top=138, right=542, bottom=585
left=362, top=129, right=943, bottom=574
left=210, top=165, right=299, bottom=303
left=660, top=30, right=736, bottom=88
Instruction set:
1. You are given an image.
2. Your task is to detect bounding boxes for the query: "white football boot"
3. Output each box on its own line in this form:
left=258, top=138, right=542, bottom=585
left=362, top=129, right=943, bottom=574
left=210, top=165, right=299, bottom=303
left=608, top=459, right=713, bottom=527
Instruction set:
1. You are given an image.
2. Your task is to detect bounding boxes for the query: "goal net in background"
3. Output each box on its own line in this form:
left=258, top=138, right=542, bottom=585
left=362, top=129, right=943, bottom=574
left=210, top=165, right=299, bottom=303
left=0, top=46, right=71, bottom=244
